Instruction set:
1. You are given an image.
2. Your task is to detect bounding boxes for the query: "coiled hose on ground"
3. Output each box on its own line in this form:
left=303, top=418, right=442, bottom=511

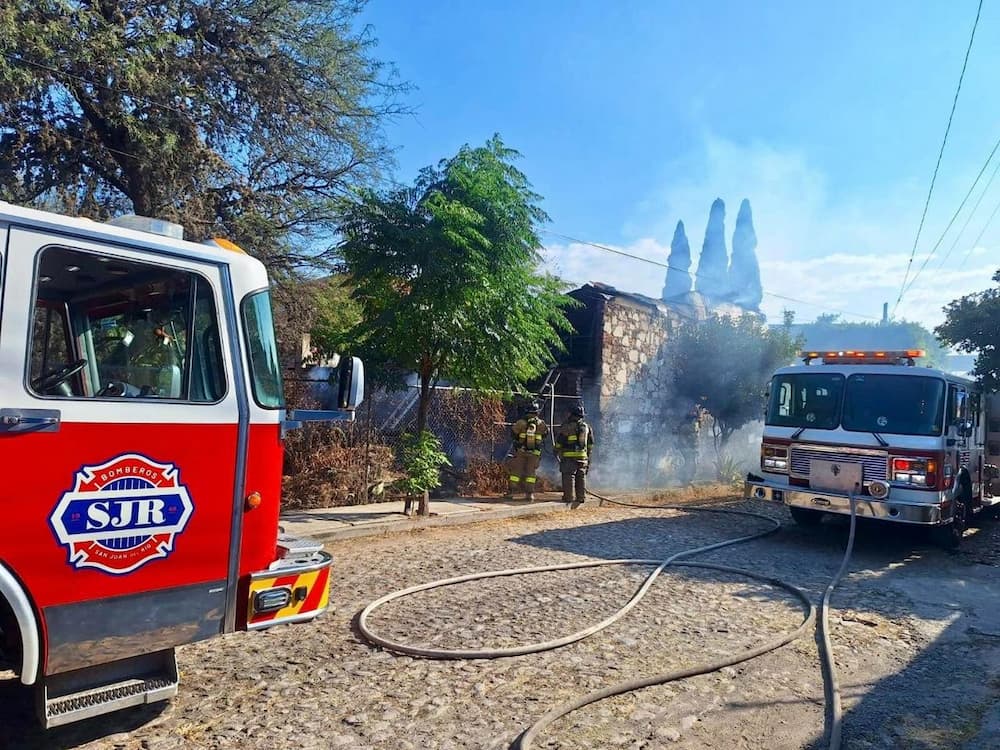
left=357, top=491, right=858, bottom=749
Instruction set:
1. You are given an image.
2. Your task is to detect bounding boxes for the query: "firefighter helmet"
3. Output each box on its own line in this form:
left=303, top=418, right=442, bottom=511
left=570, top=402, right=585, bottom=418
left=525, top=400, right=540, bottom=414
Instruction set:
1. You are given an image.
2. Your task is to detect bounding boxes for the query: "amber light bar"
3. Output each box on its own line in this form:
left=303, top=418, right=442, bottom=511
left=801, top=349, right=925, bottom=364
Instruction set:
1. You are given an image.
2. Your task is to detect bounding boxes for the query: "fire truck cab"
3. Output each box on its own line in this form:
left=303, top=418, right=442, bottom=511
left=746, top=349, right=999, bottom=547
left=0, top=203, right=361, bottom=727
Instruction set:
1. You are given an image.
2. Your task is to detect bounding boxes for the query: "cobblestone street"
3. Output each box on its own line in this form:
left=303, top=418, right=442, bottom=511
left=3, top=496, right=1000, bottom=750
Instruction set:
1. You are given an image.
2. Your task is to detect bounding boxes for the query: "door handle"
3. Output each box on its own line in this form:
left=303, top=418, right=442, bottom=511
left=0, top=408, right=61, bottom=433
left=2, top=415, right=57, bottom=426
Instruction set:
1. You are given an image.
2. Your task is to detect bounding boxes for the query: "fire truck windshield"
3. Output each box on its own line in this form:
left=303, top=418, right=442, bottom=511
left=841, top=373, right=945, bottom=437
left=767, top=372, right=845, bottom=430
left=767, top=371, right=946, bottom=436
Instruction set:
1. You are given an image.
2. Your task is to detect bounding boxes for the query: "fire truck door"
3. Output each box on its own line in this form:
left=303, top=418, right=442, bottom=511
left=0, top=227, right=242, bottom=676
left=987, top=394, right=1000, bottom=497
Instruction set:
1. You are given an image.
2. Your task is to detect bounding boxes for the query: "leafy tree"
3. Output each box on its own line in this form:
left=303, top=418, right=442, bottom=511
left=333, top=135, right=574, bottom=433
left=694, top=198, right=730, bottom=302
left=673, top=313, right=800, bottom=446
left=728, top=198, right=762, bottom=309
left=661, top=220, right=692, bottom=300
left=307, top=277, right=362, bottom=359
left=0, top=0, right=405, bottom=272
left=936, top=269, right=1000, bottom=389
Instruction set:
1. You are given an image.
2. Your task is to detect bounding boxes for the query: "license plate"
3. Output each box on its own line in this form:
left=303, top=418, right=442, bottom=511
left=809, top=459, right=862, bottom=493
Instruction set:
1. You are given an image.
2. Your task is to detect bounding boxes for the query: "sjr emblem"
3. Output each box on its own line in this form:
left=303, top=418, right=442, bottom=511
left=49, top=454, right=194, bottom=575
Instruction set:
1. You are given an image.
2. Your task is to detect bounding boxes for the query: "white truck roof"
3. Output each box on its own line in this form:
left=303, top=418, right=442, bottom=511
left=773, top=362, right=976, bottom=388
left=0, top=201, right=269, bottom=292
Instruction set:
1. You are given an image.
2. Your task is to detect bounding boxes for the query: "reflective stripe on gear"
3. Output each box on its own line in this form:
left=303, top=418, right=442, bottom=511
left=509, top=475, right=521, bottom=482
left=525, top=476, right=537, bottom=484
left=562, top=450, right=587, bottom=458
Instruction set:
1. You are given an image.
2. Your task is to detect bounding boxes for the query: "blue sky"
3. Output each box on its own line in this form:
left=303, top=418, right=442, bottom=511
left=361, top=0, right=1000, bottom=327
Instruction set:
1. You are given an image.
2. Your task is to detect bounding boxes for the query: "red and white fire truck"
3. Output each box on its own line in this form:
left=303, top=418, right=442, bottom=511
left=746, top=349, right=999, bottom=547
left=0, top=203, right=362, bottom=727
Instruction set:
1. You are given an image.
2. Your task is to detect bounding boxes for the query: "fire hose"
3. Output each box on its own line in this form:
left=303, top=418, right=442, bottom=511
left=357, top=490, right=859, bottom=749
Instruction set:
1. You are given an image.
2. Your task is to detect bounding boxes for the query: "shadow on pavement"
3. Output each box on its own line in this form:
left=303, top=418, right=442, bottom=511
left=509, top=503, right=1000, bottom=749
left=0, top=677, right=168, bottom=750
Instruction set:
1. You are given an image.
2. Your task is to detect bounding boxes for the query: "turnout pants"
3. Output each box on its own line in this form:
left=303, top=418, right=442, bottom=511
left=560, top=458, right=588, bottom=502
left=507, top=451, right=541, bottom=497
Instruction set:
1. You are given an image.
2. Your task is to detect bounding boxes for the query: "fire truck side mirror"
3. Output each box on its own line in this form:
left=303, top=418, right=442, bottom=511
left=336, top=356, right=365, bottom=410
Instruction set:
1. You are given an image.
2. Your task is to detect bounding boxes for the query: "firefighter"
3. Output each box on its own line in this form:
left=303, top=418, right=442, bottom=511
left=675, top=403, right=701, bottom=485
left=506, top=400, right=548, bottom=501
left=555, top=403, right=593, bottom=505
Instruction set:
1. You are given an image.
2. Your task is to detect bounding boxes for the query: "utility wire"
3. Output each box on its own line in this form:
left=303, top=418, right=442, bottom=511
left=543, top=230, right=882, bottom=322
left=959, top=194, right=1000, bottom=268
left=932, top=152, right=1000, bottom=272
left=3, top=52, right=193, bottom=119
left=894, top=0, right=984, bottom=315
left=898, top=132, right=1000, bottom=299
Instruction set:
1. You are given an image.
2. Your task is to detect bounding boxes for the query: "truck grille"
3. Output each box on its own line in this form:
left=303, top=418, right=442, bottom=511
left=790, top=447, right=888, bottom=483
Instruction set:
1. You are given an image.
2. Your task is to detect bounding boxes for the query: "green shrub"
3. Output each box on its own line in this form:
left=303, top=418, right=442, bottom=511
left=397, top=431, right=450, bottom=495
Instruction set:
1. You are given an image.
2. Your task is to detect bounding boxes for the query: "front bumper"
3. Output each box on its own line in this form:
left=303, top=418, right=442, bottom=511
left=246, top=546, right=333, bottom=630
left=744, top=475, right=950, bottom=526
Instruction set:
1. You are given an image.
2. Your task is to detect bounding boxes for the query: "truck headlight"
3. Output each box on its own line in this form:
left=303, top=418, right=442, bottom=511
left=761, top=445, right=789, bottom=473
left=891, top=457, right=938, bottom=488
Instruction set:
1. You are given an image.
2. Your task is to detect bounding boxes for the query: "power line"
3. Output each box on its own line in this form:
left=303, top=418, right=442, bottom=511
left=932, top=152, right=1000, bottom=272
left=894, top=0, right=983, bottom=314
left=899, top=132, right=1000, bottom=299
left=3, top=53, right=193, bottom=119
left=542, top=230, right=882, bottom=322
left=959, top=193, right=1000, bottom=267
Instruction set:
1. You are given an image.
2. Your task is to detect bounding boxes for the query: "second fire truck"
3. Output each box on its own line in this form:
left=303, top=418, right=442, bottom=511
left=746, top=349, right=999, bottom=547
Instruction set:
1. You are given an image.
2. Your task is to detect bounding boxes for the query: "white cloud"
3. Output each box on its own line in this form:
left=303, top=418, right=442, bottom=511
left=542, top=136, right=1000, bottom=329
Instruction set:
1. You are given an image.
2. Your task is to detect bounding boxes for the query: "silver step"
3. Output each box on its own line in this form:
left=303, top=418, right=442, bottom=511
left=277, top=532, right=324, bottom=558
left=40, top=648, right=178, bottom=728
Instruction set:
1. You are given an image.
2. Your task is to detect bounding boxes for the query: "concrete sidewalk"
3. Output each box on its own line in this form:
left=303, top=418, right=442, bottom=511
left=279, top=492, right=578, bottom=544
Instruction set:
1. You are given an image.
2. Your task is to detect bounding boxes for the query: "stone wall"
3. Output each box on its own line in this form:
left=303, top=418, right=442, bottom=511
left=581, top=292, right=745, bottom=488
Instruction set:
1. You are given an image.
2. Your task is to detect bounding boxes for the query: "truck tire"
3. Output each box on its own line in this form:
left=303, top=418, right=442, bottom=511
left=931, top=485, right=970, bottom=549
left=0, top=595, right=21, bottom=672
left=789, top=506, right=824, bottom=526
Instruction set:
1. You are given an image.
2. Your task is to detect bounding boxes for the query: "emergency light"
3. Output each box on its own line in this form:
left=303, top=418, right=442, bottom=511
left=801, top=349, right=925, bottom=365
left=107, top=214, right=185, bottom=240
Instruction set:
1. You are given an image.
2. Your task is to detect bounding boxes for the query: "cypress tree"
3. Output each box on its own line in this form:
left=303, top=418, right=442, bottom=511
left=729, top=199, right=763, bottom=309
left=661, top=220, right=693, bottom=299
left=694, top=198, right=729, bottom=302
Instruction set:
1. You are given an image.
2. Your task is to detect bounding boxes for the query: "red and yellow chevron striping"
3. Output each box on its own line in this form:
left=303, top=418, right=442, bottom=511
left=246, top=564, right=331, bottom=629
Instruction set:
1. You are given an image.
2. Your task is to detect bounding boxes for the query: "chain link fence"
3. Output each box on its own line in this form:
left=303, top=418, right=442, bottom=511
left=280, top=374, right=747, bottom=509
left=282, top=384, right=543, bottom=510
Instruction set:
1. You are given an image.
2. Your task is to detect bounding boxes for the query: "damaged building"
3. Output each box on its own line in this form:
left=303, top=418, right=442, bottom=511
left=547, top=282, right=747, bottom=488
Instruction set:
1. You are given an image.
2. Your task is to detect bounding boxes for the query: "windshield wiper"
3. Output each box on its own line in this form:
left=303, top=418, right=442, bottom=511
left=871, top=432, right=888, bottom=447
left=791, top=427, right=806, bottom=439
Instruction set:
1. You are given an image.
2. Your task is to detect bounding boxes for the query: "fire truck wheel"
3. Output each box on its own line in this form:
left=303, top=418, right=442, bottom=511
left=0, top=595, right=21, bottom=670
left=932, top=488, right=970, bottom=549
left=788, top=506, right=825, bottom=527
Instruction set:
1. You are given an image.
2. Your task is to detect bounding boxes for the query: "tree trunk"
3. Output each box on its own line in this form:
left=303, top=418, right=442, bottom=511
left=418, top=489, right=429, bottom=517
left=417, top=362, right=432, bottom=435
